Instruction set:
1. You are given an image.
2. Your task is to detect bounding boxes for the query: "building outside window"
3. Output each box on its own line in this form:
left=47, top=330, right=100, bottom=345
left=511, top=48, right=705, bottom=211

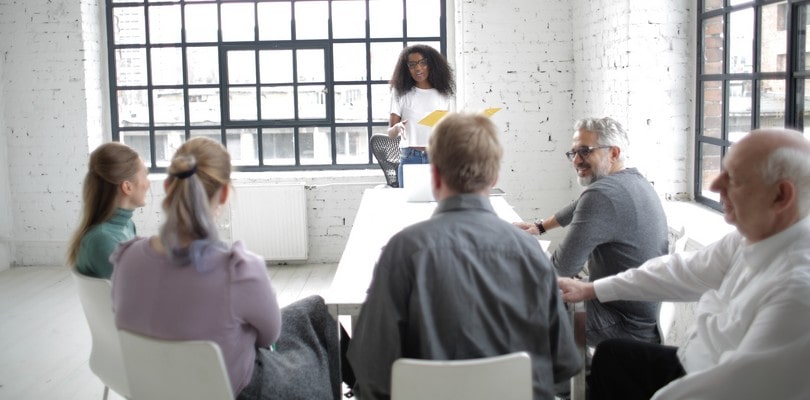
left=696, top=0, right=810, bottom=208
left=107, top=0, right=447, bottom=171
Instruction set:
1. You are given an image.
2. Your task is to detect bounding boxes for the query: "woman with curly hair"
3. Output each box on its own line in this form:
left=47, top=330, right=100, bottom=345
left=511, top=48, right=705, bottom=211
left=387, top=44, right=455, bottom=187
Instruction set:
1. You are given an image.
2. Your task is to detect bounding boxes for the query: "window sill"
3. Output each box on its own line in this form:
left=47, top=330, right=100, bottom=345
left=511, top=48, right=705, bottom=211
left=661, top=200, right=735, bottom=251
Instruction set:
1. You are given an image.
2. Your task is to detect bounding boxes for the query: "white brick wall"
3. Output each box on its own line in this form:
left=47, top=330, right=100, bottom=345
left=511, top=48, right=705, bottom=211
left=1, top=0, right=695, bottom=267
left=0, top=25, right=11, bottom=271
left=571, top=0, right=693, bottom=196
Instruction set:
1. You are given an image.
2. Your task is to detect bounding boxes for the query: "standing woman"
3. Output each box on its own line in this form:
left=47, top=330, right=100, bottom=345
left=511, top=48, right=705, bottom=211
left=67, top=142, right=150, bottom=278
left=388, top=44, right=455, bottom=187
left=112, top=137, right=342, bottom=399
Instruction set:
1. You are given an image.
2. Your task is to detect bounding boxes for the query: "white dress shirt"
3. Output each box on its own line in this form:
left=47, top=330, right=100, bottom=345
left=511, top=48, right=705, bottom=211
left=595, top=216, right=810, bottom=399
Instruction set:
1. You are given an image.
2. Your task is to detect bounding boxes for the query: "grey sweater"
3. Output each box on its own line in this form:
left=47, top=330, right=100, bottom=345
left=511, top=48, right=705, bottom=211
left=552, top=168, right=668, bottom=346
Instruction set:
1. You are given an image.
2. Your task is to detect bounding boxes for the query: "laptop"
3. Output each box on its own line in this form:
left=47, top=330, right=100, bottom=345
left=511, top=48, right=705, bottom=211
left=403, top=164, right=436, bottom=202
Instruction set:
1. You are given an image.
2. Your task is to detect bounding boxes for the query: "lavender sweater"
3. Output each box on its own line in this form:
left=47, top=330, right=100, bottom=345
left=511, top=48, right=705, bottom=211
left=111, top=238, right=281, bottom=395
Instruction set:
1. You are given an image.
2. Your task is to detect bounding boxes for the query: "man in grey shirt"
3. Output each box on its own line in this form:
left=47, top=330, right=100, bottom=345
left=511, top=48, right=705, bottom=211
left=515, top=117, right=668, bottom=347
left=347, top=112, right=582, bottom=400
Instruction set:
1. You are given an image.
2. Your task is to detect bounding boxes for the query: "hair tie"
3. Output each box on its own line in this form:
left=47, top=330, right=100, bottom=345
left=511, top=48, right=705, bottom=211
left=173, top=165, right=197, bottom=180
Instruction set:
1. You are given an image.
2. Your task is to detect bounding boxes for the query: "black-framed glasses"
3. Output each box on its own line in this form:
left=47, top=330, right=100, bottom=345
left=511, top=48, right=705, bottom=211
left=565, top=146, right=612, bottom=161
left=407, top=58, right=428, bottom=69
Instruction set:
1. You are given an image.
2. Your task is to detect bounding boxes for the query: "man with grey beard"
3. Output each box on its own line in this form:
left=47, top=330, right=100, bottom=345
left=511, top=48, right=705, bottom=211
left=514, top=117, right=668, bottom=348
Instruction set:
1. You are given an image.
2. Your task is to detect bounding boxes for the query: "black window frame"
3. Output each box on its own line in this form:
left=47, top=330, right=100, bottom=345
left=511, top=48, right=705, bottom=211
left=695, top=0, right=808, bottom=210
left=106, top=0, right=448, bottom=173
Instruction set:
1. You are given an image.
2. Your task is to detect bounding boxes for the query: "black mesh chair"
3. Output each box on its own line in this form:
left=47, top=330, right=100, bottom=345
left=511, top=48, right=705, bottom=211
left=370, top=134, right=401, bottom=188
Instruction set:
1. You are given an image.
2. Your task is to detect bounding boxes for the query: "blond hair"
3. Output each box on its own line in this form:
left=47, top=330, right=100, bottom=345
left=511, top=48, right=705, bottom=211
left=428, top=112, right=502, bottom=193
left=160, top=137, right=231, bottom=265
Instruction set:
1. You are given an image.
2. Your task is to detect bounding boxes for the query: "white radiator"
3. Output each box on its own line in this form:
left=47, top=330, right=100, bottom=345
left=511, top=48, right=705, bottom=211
left=229, top=183, right=308, bottom=261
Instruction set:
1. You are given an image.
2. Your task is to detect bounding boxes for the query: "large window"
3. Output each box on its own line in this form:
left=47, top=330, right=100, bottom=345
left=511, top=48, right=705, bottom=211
left=107, top=0, right=447, bottom=171
left=696, top=0, right=810, bottom=208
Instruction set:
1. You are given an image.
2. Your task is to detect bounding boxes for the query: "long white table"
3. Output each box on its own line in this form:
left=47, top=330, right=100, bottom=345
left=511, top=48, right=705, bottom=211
left=325, top=188, right=524, bottom=323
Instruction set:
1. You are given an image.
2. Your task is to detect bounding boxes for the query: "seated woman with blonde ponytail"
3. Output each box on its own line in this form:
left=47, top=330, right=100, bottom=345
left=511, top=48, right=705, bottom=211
left=111, top=137, right=345, bottom=399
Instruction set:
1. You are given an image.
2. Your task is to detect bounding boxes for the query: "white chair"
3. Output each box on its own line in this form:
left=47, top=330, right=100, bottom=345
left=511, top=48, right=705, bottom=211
left=118, top=329, right=234, bottom=400
left=390, top=352, right=532, bottom=400
left=71, top=268, right=130, bottom=399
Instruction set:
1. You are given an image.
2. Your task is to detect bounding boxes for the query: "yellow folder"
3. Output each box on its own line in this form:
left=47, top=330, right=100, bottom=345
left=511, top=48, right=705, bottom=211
left=417, top=107, right=502, bottom=127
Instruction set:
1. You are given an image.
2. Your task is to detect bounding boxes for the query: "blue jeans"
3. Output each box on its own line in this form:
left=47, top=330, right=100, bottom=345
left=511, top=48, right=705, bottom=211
left=398, top=148, right=429, bottom=188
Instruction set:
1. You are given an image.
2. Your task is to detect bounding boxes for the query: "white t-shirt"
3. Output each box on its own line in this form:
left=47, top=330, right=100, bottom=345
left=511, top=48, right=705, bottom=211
left=390, top=87, right=452, bottom=148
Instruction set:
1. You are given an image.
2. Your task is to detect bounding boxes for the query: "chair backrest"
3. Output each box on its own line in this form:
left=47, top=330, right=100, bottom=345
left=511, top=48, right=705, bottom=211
left=118, top=329, right=234, bottom=400
left=71, top=268, right=131, bottom=398
left=390, top=352, right=532, bottom=400
left=370, top=134, right=401, bottom=187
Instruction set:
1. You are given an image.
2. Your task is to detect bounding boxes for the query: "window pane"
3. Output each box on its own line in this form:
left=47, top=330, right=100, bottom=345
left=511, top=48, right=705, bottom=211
left=297, top=49, right=325, bottom=83
left=702, top=80, right=723, bottom=139
left=370, top=42, right=402, bottom=80
left=799, top=5, right=810, bottom=71
left=114, top=7, right=146, bottom=45
left=332, top=1, right=366, bottom=39
left=151, top=47, right=183, bottom=86
left=260, top=86, right=295, bottom=120
left=295, top=1, right=328, bottom=40
left=729, top=0, right=750, bottom=6
left=703, top=0, right=723, bottom=12
left=728, top=80, right=751, bottom=142
left=336, top=126, right=370, bottom=164
left=189, top=129, right=220, bottom=143
left=188, top=88, right=220, bottom=125
left=185, top=4, right=218, bottom=43
left=223, top=128, right=257, bottom=166
left=153, top=89, right=185, bottom=126
left=227, top=51, right=256, bottom=84
left=116, top=48, right=147, bottom=86
left=300, top=126, right=332, bottom=165
left=700, top=143, right=722, bottom=202
left=260, top=50, right=293, bottom=84
left=760, top=2, right=787, bottom=73
left=222, top=3, right=255, bottom=42
left=759, top=79, right=786, bottom=129
left=120, top=131, right=151, bottom=166
left=371, top=83, right=391, bottom=122
left=798, top=78, right=810, bottom=134
left=262, top=128, right=295, bottom=165
left=334, top=43, right=367, bottom=82
left=729, top=8, right=753, bottom=74
left=155, top=130, right=185, bottom=167
left=258, top=2, right=291, bottom=40
left=702, top=15, right=724, bottom=74
left=118, top=89, right=149, bottom=127
left=149, top=5, right=181, bottom=44
left=370, top=0, right=402, bottom=38
left=335, top=85, right=369, bottom=123
left=229, top=87, right=257, bottom=121
left=406, top=0, right=440, bottom=37
left=298, top=86, right=327, bottom=119
left=187, top=46, right=219, bottom=85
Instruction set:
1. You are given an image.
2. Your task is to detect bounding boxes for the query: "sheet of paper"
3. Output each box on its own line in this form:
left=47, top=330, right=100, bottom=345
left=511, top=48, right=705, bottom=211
left=418, top=108, right=503, bottom=127
left=418, top=110, right=450, bottom=127
left=482, top=107, right=502, bottom=117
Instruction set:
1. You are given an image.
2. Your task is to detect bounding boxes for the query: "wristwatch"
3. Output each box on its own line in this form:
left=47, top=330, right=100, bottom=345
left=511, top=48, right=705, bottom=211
left=534, top=219, right=546, bottom=235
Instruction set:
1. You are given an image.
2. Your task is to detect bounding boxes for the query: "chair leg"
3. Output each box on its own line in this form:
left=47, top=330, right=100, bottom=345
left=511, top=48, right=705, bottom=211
left=102, top=385, right=109, bottom=400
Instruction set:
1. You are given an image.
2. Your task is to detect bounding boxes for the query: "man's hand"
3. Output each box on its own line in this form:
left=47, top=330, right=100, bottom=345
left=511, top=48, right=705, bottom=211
left=557, top=277, right=596, bottom=303
left=512, top=221, right=539, bottom=235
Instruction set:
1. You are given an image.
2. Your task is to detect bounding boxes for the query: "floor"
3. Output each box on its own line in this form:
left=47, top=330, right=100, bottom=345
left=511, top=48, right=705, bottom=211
left=0, top=263, right=336, bottom=400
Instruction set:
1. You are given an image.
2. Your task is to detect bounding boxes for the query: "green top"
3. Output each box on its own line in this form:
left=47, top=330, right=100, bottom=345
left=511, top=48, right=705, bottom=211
left=75, top=208, right=137, bottom=279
